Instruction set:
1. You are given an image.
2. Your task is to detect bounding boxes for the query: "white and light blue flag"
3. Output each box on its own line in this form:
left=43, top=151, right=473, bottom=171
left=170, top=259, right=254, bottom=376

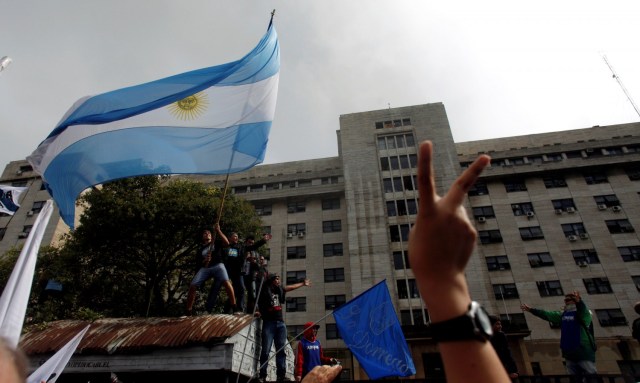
left=0, top=185, right=27, bottom=215
left=28, top=23, right=279, bottom=228
left=27, top=325, right=90, bottom=383
left=0, top=200, right=54, bottom=349
left=333, top=280, right=416, bottom=379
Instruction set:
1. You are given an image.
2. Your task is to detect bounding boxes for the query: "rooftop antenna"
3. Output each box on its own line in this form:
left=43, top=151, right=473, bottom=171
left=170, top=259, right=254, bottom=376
left=602, top=55, right=640, bottom=118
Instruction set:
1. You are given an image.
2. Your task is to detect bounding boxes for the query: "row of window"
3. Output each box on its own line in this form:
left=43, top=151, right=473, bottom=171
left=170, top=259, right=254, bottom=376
left=380, top=154, right=418, bottom=171
left=286, top=294, right=346, bottom=313
left=285, top=268, right=345, bottom=286
left=473, top=194, right=625, bottom=219
left=493, top=277, right=616, bottom=300
left=289, top=323, right=341, bottom=340
left=287, top=243, right=345, bottom=259
left=233, top=177, right=341, bottom=194
left=254, top=198, right=341, bottom=216
left=374, top=118, right=412, bottom=130
left=461, top=145, right=640, bottom=170
left=468, top=168, right=640, bottom=196
left=486, top=246, right=640, bottom=270
left=285, top=220, right=342, bottom=236
left=478, top=219, right=635, bottom=245
left=383, top=175, right=417, bottom=194
left=377, top=133, right=416, bottom=150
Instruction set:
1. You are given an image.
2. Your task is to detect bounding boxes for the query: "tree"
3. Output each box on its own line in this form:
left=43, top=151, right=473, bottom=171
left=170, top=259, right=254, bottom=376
left=12, top=176, right=265, bottom=320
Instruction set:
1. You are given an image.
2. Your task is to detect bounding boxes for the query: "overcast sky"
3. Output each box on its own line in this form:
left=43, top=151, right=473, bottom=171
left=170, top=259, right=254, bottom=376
left=1, top=1, right=639, bottom=170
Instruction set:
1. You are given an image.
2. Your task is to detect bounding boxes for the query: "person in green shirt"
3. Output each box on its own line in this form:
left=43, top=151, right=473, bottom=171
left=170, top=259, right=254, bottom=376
left=521, top=291, right=597, bottom=381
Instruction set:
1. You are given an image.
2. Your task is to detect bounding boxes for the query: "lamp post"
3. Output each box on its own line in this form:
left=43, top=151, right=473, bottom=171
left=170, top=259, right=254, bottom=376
left=0, top=56, right=12, bottom=75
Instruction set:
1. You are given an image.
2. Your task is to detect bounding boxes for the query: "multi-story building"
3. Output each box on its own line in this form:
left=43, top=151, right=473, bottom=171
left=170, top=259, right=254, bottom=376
left=2, top=103, right=640, bottom=379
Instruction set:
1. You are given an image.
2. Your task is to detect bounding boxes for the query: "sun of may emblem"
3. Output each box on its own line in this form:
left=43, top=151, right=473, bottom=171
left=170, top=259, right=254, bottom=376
left=167, top=92, right=209, bottom=121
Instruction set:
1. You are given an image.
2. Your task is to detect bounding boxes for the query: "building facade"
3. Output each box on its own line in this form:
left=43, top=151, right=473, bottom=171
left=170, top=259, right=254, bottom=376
left=2, top=103, right=640, bottom=379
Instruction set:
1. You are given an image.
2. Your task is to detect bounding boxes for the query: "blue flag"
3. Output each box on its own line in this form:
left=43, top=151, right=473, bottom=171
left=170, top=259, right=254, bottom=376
left=27, top=23, right=279, bottom=228
left=333, top=280, right=416, bottom=379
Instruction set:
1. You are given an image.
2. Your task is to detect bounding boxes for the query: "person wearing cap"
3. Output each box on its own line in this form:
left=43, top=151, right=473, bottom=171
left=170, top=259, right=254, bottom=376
left=294, top=322, right=337, bottom=382
left=521, top=291, right=597, bottom=381
left=257, top=273, right=311, bottom=383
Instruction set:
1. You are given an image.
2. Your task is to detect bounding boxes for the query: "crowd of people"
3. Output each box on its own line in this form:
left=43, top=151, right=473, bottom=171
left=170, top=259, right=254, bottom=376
left=5, top=140, right=640, bottom=383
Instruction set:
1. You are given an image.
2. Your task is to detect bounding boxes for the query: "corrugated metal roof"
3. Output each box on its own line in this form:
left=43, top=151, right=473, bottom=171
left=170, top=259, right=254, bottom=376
left=20, top=314, right=254, bottom=356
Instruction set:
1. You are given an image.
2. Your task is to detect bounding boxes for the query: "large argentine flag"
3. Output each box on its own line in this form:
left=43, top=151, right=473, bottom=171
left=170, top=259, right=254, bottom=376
left=28, top=24, right=279, bottom=228
left=0, top=185, right=27, bottom=215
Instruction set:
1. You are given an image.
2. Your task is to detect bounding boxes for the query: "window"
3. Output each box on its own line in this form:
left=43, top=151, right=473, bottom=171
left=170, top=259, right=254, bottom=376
left=390, top=224, right=411, bottom=242
left=493, top=284, right=519, bottom=299
left=0, top=227, right=6, bottom=241
left=511, top=203, right=535, bottom=216
left=393, top=251, right=410, bottom=270
left=323, top=243, right=343, bottom=257
left=472, top=206, right=496, bottom=219
left=383, top=178, right=393, bottom=193
left=254, top=203, right=272, bottom=216
left=287, top=325, right=306, bottom=340
left=632, top=276, right=640, bottom=291
left=486, top=256, right=510, bottom=271
left=571, top=249, right=600, bottom=265
left=499, top=313, right=529, bottom=332
left=380, top=157, right=390, bottom=171
left=262, top=226, right=272, bottom=235
left=519, top=226, right=544, bottom=241
left=528, top=252, right=554, bottom=268
left=397, top=279, right=419, bottom=299
left=606, top=219, right=635, bottom=234
left=546, top=153, right=563, bottom=162
left=12, top=181, right=27, bottom=187
left=389, top=199, right=417, bottom=217
left=19, top=164, right=33, bottom=173
left=468, top=181, right=489, bottom=196
left=594, top=195, right=620, bottom=208
left=583, top=278, right=613, bottom=294
left=584, top=171, right=609, bottom=185
left=479, top=230, right=503, bottom=244
left=286, top=297, right=307, bottom=312
left=326, top=323, right=340, bottom=339
left=287, top=201, right=306, bottom=213
left=618, top=246, right=640, bottom=262
left=403, top=175, right=416, bottom=191
left=400, top=309, right=427, bottom=326
left=325, top=295, right=346, bottom=310
left=322, top=198, right=340, bottom=210
left=287, top=246, right=306, bottom=260
left=286, top=270, right=307, bottom=284
left=596, top=309, right=627, bottom=327
left=287, top=223, right=306, bottom=235
left=543, top=175, right=567, bottom=188
left=537, top=280, right=563, bottom=297
left=552, top=198, right=576, bottom=212
left=322, top=220, right=342, bottom=233
left=298, top=180, right=311, bottom=188
left=321, top=176, right=339, bottom=185
left=561, top=223, right=587, bottom=236
left=324, top=268, right=345, bottom=283
left=265, top=182, right=280, bottom=191
left=504, top=178, right=527, bottom=192
left=626, top=166, right=640, bottom=181
left=30, top=201, right=45, bottom=214
left=22, top=225, right=33, bottom=235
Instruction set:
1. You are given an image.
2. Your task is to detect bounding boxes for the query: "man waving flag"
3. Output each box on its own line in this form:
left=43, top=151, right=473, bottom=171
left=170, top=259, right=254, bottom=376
left=28, top=22, right=279, bottom=228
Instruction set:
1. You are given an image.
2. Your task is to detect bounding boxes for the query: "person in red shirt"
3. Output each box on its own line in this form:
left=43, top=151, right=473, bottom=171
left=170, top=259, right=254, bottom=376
left=295, top=322, right=337, bottom=382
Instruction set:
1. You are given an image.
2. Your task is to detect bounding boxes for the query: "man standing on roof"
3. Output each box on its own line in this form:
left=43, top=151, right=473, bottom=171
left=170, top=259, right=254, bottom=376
left=257, top=273, right=311, bottom=383
left=295, top=322, right=338, bottom=382
left=224, top=232, right=271, bottom=313
left=184, top=224, right=238, bottom=315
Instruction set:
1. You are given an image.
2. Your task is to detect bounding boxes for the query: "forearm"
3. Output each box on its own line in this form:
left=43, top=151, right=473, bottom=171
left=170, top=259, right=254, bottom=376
left=285, top=282, right=305, bottom=292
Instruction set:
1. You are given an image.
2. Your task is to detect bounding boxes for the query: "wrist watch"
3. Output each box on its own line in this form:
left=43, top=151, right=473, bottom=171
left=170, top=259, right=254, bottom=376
left=429, top=301, right=493, bottom=342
